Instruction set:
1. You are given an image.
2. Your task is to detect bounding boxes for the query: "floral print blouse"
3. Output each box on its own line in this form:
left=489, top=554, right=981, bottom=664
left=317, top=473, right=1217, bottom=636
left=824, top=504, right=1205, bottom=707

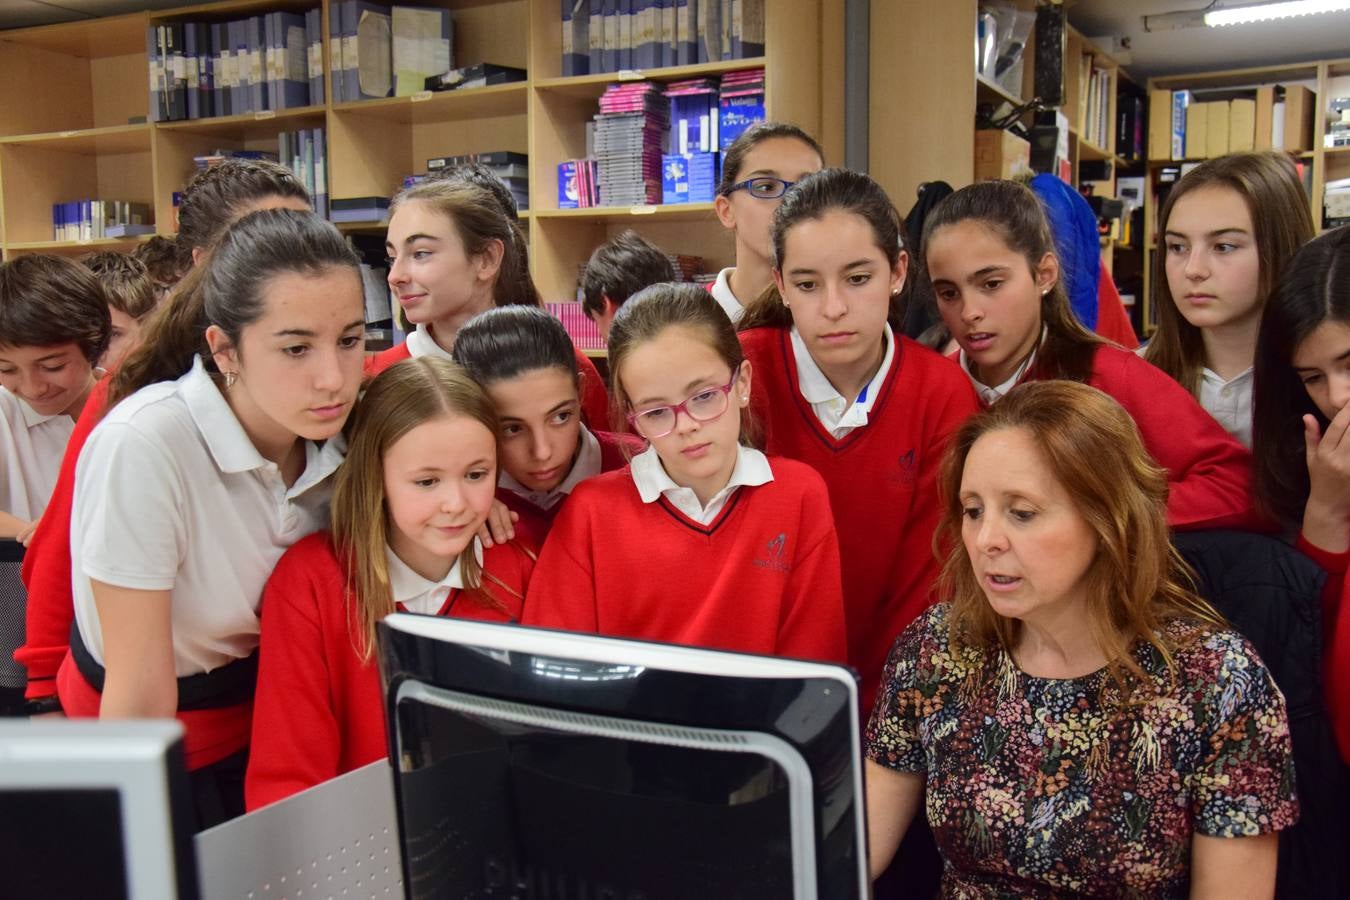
left=865, top=603, right=1298, bottom=898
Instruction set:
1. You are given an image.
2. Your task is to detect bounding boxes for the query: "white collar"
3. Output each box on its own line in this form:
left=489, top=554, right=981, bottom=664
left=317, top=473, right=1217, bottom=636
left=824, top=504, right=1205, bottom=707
left=180, top=355, right=346, bottom=494
left=385, top=538, right=482, bottom=607
left=629, top=443, right=773, bottom=524
left=710, top=267, right=745, bottom=323
left=499, top=425, right=602, bottom=510
left=8, top=388, right=63, bottom=430
left=790, top=322, right=895, bottom=409
left=958, top=326, right=1046, bottom=404
left=405, top=323, right=454, bottom=360
left=1201, top=366, right=1254, bottom=388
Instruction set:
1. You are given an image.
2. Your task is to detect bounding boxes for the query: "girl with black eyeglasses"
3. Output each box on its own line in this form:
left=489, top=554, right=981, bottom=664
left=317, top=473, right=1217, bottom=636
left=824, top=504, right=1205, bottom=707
left=708, top=122, right=824, bottom=324
left=523, top=283, right=847, bottom=664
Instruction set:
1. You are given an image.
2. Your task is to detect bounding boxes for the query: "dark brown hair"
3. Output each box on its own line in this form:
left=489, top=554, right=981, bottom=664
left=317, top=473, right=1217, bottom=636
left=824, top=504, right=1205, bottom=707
left=0, top=255, right=111, bottom=364
left=132, top=235, right=191, bottom=291
left=1145, top=152, right=1315, bottom=397
left=1253, top=225, right=1350, bottom=525
left=922, top=179, right=1103, bottom=383
left=175, top=158, right=310, bottom=255
left=716, top=121, right=824, bottom=197
left=607, top=282, right=760, bottom=448
left=82, top=251, right=158, bottom=321
left=938, top=380, right=1223, bottom=702
left=581, top=230, right=677, bottom=320
left=390, top=179, right=541, bottom=308
left=738, top=168, right=904, bottom=331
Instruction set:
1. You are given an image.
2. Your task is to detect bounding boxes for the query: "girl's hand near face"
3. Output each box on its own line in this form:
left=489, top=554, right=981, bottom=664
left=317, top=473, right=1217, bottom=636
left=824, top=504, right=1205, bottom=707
left=1302, top=404, right=1350, bottom=554
left=478, top=498, right=518, bottom=548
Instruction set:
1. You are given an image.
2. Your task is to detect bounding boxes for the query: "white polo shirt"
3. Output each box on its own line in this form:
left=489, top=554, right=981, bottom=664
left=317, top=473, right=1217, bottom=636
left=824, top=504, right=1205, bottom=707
left=0, top=387, right=74, bottom=521
left=404, top=322, right=453, bottom=359
left=71, top=357, right=346, bottom=676
left=790, top=324, right=896, bottom=438
left=1199, top=366, right=1253, bottom=448
left=630, top=443, right=773, bottom=525
left=499, top=425, right=602, bottom=512
left=388, top=539, right=481, bottom=615
left=710, top=267, right=746, bottom=324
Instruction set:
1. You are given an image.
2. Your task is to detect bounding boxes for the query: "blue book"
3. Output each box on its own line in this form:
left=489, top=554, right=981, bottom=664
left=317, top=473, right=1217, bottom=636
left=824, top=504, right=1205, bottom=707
left=184, top=23, right=199, bottom=119
left=619, top=0, right=632, bottom=70
left=275, top=12, right=310, bottom=109
left=197, top=22, right=214, bottom=118
left=736, top=0, right=763, bottom=57
left=634, top=0, right=654, bottom=69
left=354, top=2, right=392, bottom=100
left=263, top=12, right=278, bottom=111
left=329, top=3, right=344, bottom=101
left=305, top=9, right=322, bottom=104
left=677, top=0, right=694, bottom=66
left=247, top=16, right=266, bottom=111
left=228, top=20, right=246, bottom=113
left=211, top=23, right=228, bottom=116
left=558, top=161, right=580, bottom=208
left=145, top=26, right=163, bottom=123
left=562, top=0, right=575, bottom=76
left=588, top=0, right=603, bottom=72
left=603, top=0, right=618, bottom=72
left=313, top=127, right=328, bottom=220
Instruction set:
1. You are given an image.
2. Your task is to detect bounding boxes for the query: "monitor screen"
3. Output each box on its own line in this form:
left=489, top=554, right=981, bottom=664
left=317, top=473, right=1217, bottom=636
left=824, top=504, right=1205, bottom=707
left=379, top=615, right=868, bottom=900
left=0, top=720, right=199, bottom=900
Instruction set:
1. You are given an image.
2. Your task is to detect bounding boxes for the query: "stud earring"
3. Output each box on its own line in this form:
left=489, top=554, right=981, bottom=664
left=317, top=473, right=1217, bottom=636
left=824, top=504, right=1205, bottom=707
left=223, top=371, right=237, bottom=389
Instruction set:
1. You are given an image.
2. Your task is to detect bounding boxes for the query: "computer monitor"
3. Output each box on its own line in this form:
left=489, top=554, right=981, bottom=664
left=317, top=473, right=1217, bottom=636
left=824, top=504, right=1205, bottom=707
left=378, top=614, right=869, bottom=900
left=0, top=720, right=200, bottom=900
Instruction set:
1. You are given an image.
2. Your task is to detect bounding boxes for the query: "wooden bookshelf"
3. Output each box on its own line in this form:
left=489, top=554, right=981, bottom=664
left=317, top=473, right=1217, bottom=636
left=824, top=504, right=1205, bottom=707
left=0, top=0, right=843, bottom=307
left=1140, top=58, right=1346, bottom=332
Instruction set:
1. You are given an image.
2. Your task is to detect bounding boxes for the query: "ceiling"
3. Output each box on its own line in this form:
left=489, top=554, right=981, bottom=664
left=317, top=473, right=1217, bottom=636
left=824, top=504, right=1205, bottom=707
left=0, top=0, right=185, bottom=29
left=1067, top=0, right=1350, bottom=78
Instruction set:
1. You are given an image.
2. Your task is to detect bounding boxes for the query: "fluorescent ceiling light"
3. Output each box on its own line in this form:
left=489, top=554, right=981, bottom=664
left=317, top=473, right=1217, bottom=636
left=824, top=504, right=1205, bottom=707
left=1204, top=0, right=1350, bottom=26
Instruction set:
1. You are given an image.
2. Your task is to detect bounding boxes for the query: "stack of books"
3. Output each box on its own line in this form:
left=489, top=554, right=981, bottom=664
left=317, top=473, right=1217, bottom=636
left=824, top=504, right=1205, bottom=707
left=717, top=68, right=765, bottom=149
left=665, top=77, right=720, bottom=154
left=594, top=82, right=668, bottom=207
left=547, top=301, right=605, bottom=351
left=53, top=201, right=153, bottom=242
left=279, top=128, right=329, bottom=220
left=666, top=253, right=706, bottom=282
left=147, top=11, right=322, bottom=121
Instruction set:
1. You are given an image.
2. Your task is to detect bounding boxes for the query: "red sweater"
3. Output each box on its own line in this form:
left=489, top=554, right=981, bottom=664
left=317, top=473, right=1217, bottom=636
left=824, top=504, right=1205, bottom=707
left=1079, top=347, right=1253, bottom=529
left=16, top=376, right=111, bottom=698
left=739, top=327, right=979, bottom=715
left=1295, top=534, right=1350, bottom=762
left=522, top=458, right=847, bottom=664
left=245, top=532, right=534, bottom=810
left=365, top=340, right=611, bottom=431
left=496, top=429, right=641, bottom=546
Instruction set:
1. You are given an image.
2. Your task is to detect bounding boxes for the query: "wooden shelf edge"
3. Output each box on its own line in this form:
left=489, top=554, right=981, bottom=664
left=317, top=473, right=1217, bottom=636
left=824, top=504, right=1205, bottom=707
left=532, top=202, right=717, bottom=221
left=975, top=73, right=1024, bottom=108
left=156, top=105, right=326, bottom=131
left=329, top=82, right=529, bottom=116
left=0, top=122, right=152, bottom=147
left=534, top=57, right=766, bottom=91
left=5, top=235, right=159, bottom=252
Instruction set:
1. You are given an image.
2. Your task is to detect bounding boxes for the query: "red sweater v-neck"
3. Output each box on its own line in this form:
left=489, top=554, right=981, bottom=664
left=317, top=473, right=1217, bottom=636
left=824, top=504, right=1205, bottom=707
left=740, top=327, right=979, bottom=715
left=522, top=458, right=847, bottom=665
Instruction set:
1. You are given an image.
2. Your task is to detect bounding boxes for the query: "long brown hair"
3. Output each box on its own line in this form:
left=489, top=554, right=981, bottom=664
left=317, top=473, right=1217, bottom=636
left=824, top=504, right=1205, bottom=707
left=738, top=167, right=905, bottom=332
left=607, top=282, right=760, bottom=449
left=332, top=356, right=523, bottom=660
left=1145, top=152, right=1315, bottom=397
left=936, top=380, right=1222, bottom=702
left=390, top=179, right=541, bottom=308
left=922, top=179, right=1104, bottom=383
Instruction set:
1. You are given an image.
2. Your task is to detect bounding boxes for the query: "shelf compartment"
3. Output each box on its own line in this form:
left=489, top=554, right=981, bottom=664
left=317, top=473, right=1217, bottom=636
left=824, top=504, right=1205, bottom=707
left=5, top=235, right=158, bottom=254
left=0, top=139, right=154, bottom=245
left=976, top=74, right=1023, bottom=109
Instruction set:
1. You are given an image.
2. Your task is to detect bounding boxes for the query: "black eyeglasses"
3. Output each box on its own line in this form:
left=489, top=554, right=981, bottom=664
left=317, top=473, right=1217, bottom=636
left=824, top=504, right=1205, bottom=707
left=725, top=176, right=797, bottom=200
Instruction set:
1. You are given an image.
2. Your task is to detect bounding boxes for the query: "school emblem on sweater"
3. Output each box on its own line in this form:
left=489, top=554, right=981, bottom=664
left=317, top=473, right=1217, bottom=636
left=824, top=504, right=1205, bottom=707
left=754, top=533, right=792, bottom=574
left=889, top=448, right=918, bottom=487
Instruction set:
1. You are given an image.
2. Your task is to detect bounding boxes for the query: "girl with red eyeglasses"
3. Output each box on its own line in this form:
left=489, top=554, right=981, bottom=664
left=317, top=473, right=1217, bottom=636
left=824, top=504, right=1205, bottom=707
left=522, top=283, right=847, bottom=663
